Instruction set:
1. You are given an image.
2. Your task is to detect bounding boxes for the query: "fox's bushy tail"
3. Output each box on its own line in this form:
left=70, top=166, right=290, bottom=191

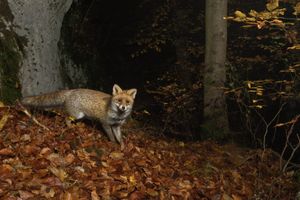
left=21, top=90, right=72, bottom=108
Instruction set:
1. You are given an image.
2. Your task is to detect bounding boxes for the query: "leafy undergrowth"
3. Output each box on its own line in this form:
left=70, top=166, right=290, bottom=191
left=0, top=106, right=298, bottom=200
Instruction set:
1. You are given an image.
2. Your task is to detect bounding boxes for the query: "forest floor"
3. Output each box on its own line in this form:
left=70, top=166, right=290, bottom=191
left=0, top=105, right=298, bottom=200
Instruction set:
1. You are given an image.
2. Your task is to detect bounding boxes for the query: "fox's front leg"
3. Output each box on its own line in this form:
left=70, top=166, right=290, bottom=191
left=112, top=126, right=122, bottom=144
left=102, top=124, right=116, bottom=143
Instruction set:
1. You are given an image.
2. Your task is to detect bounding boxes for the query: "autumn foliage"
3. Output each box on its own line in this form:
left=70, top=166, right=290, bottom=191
left=0, top=105, right=298, bottom=199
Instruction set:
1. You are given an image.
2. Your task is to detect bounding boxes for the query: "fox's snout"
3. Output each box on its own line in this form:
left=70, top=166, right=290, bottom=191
left=120, top=105, right=126, bottom=111
left=117, top=104, right=129, bottom=113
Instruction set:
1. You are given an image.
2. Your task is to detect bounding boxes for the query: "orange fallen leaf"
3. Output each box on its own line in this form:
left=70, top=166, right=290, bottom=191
left=91, top=190, right=100, bottom=200
left=0, top=148, right=14, bottom=156
left=0, top=164, right=14, bottom=178
left=64, top=153, right=75, bottom=165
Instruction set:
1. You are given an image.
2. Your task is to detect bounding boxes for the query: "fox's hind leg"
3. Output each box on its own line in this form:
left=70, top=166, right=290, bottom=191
left=65, top=102, right=85, bottom=120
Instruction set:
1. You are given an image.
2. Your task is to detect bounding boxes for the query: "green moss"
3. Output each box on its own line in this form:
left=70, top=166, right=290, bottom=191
left=0, top=1, right=25, bottom=104
left=0, top=33, right=23, bottom=103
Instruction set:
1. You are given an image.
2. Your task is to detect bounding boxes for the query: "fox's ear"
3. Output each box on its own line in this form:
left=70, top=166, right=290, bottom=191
left=113, top=84, right=123, bottom=95
left=127, top=89, right=137, bottom=99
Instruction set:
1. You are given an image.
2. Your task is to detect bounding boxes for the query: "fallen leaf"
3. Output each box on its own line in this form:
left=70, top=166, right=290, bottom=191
left=0, top=164, right=14, bottom=179
left=49, top=167, right=68, bottom=182
left=61, top=191, right=73, bottom=200
left=47, top=153, right=66, bottom=166
left=23, top=145, right=40, bottom=156
left=146, top=188, right=159, bottom=197
left=222, top=193, right=233, bottom=200
left=109, top=151, right=124, bottom=159
left=129, top=191, right=145, bottom=200
left=64, top=153, right=75, bottom=165
left=232, top=194, right=243, bottom=200
left=40, top=185, right=56, bottom=198
left=91, top=190, right=100, bottom=200
left=40, top=147, right=52, bottom=156
left=0, top=112, right=9, bottom=131
left=0, top=101, right=5, bottom=107
left=18, top=190, right=34, bottom=199
left=17, top=168, right=32, bottom=179
left=0, top=148, right=14, bottom=156
left=20, top=134, right=31, bottom=142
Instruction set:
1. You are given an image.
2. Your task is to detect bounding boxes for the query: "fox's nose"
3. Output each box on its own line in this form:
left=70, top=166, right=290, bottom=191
left=120, top=105, right=126, bottom=110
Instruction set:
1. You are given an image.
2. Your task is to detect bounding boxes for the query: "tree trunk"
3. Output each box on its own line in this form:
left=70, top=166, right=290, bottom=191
left=8, top=0, right=73, bottom=96
left=203, top=0, right=229, bottom=137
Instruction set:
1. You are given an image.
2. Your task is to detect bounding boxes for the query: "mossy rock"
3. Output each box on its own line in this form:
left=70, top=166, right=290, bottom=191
left=0, top=1, right=25, bottom=104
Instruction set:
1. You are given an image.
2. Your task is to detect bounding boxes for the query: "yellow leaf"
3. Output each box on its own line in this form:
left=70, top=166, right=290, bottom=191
left=235, top=10, right=246, bottom=18
left=0, top=101, right=5, bottom=107
left=249, top=10, right=258, bottom=17
left=266, top=0, right=279, bottom=11
left=256, top=105, right=263, bottom=109
left=179, top=141, right=185, bottom=147
left=143, top=110, right=151, bottom=115
left=222, top=193, right=233, bottom=200
left=272, top=19, right=284, bottom=26
left=257, top=21, right=266, bottom=29
left=129, top=175, right=137, bottom=185
left=247, top=82, right=252, bottom=88
left=0, top=112, right=9, bottom=131
left=293, top=2, right=300, bottom=15
left=256, top=90, right=263, bottom=96
left=287, top=45, right=300, bottom=50
left=242, top=25, right=256, bottom=28
left=49, top=167, right=68, bottom=182
left=259, top=11, right=272, bottom=20
left=246, top=17, right=256, bottom=22
left=109, top=151, right=124, bottom=159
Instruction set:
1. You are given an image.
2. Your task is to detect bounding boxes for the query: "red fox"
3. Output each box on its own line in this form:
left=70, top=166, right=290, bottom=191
left=21, top=84, right=137, bottom=144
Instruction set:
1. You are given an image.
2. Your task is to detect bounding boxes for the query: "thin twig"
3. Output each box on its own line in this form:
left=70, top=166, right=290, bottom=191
left=255, top=103, right=286, bottom=150
left=17, top=100, right=50, bottom=131
left=280, top=115, right=300, bottom=172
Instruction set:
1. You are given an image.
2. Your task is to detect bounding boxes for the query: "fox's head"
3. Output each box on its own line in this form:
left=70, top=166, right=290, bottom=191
left=111, top=84, right=137, bottom=113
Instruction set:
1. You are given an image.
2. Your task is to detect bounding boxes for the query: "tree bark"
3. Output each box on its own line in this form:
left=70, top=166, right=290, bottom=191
left=8, top=0, right=73, bottom=96
left=204, top=0, right=229, bottom=136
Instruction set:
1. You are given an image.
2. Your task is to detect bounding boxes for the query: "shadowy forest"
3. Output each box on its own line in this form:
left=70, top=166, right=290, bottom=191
left=0, top=0, right=299, bottom=199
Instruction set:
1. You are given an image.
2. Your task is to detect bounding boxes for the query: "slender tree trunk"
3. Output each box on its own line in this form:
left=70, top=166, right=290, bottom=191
left=204, top=0, right=229, bottom=137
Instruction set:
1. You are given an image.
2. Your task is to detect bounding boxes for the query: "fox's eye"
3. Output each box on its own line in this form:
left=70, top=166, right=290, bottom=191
left=126, top=100, right=130, bottom=104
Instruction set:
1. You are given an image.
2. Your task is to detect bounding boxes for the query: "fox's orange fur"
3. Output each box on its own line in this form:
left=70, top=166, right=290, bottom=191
left=21, top=84, right=137, bottom=144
